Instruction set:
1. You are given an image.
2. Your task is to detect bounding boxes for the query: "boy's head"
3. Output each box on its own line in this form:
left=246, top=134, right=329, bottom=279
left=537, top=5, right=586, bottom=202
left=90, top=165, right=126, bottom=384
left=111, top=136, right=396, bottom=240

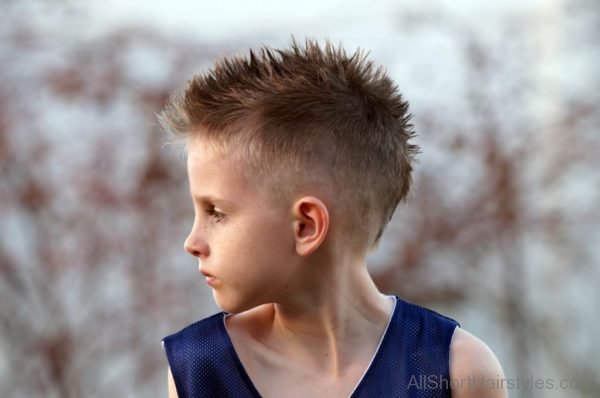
left=159, top=39, right=419, bottom=253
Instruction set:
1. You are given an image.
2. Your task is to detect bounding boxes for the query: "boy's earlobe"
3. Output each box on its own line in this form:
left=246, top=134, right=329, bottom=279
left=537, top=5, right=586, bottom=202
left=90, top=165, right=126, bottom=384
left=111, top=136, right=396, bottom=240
left=293, top=197, right=329, bottom=256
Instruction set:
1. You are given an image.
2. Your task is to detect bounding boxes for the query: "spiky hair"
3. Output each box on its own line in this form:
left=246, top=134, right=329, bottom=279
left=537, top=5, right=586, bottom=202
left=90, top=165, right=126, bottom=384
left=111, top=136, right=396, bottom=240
left=159, top=39, right=419, bottom=250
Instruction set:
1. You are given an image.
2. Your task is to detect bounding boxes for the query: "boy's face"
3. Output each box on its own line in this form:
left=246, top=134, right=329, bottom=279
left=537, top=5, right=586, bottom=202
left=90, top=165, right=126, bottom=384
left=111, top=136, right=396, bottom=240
left=184, top=137, right=299, bottom=313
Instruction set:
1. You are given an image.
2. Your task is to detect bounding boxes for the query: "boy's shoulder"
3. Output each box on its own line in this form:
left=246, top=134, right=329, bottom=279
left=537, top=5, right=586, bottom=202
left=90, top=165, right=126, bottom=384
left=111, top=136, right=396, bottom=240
left=163, top=311, right=225, bottom=339
left=163, top=312, right=263, bottom=397
left=162, top=311, right=228, bottom=362
left=163, top=297, right=461, bottom=348
left=394, top=295, right=461, bottom=328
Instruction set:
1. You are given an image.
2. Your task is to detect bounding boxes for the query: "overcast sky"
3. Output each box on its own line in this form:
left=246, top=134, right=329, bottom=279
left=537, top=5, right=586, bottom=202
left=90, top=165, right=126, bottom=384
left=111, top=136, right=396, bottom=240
left=83, top=0, right=553, bottom=40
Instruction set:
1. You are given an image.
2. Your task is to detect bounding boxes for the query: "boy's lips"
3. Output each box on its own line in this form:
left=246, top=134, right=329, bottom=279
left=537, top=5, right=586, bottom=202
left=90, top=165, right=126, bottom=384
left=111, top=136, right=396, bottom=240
left=200, top=269, right=218, bottom=286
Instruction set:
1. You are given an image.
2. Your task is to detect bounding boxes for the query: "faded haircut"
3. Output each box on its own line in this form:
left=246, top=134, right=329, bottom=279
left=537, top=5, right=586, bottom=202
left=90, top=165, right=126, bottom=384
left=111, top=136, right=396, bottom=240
left=158, top=39, right=419, bottom=251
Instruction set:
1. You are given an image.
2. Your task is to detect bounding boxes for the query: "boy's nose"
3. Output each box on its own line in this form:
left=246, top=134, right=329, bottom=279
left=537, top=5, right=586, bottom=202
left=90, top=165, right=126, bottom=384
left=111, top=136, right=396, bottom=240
left=184, top=230, right=209, bottom=258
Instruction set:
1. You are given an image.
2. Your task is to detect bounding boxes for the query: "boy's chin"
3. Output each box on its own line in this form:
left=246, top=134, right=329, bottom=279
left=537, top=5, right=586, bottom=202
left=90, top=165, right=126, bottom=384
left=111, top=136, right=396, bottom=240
left=213, top=290, right=262, bottom=315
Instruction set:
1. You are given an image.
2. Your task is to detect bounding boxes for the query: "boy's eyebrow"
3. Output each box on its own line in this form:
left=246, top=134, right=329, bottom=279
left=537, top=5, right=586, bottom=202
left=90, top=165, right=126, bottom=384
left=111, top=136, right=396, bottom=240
left=190, top=193, right=235, bottom=208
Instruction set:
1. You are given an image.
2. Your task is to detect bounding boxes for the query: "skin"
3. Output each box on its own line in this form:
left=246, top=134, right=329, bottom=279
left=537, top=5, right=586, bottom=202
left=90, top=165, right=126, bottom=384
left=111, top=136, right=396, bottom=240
left=168, top=136, right=507, bottom=398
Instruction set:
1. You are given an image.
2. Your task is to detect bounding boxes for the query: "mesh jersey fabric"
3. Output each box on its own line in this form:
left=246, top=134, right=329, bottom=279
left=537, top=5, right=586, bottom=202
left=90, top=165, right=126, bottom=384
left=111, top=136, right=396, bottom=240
left=162, top=296, right=460, bottom=398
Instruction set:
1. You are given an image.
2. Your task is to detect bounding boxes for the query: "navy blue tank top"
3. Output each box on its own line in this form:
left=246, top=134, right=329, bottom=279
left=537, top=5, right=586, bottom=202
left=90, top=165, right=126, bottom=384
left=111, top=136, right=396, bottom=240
left=163, top=296, right=460, bottom=397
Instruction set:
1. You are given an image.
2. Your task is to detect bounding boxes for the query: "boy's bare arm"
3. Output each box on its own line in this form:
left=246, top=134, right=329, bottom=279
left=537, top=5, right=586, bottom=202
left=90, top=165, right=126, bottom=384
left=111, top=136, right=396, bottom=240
left=167, top=367, right=179, bottom=398
left=450, top=328, right=508, bottom=398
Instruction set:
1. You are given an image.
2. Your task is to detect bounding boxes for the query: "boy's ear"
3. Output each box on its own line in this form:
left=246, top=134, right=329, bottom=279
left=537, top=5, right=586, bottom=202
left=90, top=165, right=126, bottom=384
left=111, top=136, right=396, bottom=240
left=292, top=196, right=329, bottom=256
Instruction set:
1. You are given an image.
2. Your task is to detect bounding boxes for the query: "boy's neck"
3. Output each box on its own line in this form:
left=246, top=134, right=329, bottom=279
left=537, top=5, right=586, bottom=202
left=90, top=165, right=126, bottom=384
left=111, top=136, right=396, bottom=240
left=265, top=262, right=393, bottom=375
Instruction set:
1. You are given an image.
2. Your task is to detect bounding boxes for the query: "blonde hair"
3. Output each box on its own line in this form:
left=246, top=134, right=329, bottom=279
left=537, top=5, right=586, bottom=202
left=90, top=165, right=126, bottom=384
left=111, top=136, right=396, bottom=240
left=159, top=39, right=419, bottom=251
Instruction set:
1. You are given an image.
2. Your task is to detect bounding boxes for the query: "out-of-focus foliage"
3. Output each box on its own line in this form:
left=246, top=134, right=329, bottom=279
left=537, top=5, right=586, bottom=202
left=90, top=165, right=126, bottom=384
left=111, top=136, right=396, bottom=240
left=0, top=2, right=238, bottom=397
left=0, top=1, right=598, bottom=397
left=371, top=2, right=600, bottom=396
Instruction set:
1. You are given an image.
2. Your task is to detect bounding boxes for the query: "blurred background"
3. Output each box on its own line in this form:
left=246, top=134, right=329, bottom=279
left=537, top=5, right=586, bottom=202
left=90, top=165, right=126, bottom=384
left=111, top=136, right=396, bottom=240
left=1, top=0, right=598, bottom=397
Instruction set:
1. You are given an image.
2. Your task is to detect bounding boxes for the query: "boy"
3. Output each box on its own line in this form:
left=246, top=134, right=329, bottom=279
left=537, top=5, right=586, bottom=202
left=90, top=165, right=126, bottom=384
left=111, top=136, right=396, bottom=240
left=159, top=39, right=506, bottom=397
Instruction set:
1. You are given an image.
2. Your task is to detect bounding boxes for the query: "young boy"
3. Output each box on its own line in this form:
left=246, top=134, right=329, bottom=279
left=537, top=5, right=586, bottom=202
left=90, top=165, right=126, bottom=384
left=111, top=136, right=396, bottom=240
left=159, top=39, right=506, bottom=398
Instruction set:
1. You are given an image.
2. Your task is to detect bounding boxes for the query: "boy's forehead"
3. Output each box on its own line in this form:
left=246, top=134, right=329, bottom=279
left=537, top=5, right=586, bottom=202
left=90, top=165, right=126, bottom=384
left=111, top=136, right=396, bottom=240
left=186, top=138, right=259, bottom=200
left=186, top=137, right=240, bottom=166
left=186, top=136, right=218, bottom=159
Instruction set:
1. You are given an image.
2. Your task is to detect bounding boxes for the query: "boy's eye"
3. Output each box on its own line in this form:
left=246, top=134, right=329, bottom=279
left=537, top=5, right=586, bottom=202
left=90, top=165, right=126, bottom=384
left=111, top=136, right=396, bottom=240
left=206, top=206, right=225, bottom=222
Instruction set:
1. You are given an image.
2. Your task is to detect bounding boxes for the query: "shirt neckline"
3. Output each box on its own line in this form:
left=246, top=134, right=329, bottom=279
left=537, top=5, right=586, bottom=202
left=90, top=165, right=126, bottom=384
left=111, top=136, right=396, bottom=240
left=220, top=295, right=398, bottom=397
